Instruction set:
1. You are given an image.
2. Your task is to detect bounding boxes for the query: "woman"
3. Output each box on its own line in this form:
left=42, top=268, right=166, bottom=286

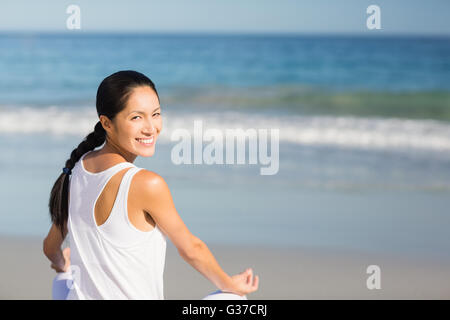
left=43, top=70, right=259, bottom=299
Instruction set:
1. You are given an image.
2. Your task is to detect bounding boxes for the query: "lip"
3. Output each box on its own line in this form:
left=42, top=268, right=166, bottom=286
left=136, top=137, right=156, bottom=147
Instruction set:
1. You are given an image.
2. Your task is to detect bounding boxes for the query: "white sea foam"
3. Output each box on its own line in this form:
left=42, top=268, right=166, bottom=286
left=1, top=105, right=450, bottom=154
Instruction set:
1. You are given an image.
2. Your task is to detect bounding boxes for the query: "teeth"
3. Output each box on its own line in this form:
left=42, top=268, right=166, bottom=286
left=137, top=137, right=154, bottom=144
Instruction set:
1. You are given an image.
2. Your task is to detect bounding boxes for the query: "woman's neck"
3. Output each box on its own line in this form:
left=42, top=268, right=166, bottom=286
left=99, top=139, right=137, bottom=163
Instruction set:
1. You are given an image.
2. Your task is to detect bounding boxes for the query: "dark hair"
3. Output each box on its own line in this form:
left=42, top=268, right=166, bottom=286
left=48, top=70, right=159, bottom=237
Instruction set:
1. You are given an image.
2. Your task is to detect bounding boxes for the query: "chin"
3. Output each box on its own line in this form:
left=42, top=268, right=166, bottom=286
left=138, top=148, right=156, bottom=157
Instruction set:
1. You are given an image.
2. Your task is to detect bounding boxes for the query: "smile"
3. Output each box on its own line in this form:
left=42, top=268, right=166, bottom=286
left=136, top=137, right=155, bottom=146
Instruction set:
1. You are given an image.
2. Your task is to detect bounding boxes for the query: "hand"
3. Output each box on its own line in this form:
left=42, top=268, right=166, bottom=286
left=223, top=268, right=259, bottom=297
left=50, top=247, right=71, bottom=273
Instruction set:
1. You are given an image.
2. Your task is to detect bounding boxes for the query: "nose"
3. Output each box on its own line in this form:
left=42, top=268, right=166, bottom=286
left=144, top=119, right=156, bottom=135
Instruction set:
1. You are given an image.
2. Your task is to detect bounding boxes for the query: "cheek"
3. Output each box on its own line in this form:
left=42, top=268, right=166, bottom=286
left=119, top=124, right=137, bottom=140
left=156, top=118, right=163, bottom=131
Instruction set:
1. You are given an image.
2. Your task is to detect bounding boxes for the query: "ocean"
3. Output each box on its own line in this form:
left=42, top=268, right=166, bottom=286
left=0, top=33, right=449, bottom=258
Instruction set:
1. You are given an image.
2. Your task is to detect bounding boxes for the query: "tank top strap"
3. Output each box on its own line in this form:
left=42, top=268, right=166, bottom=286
left=115, top=166, right=144, bottom=208
left=93, top=162, right=136, bottom=191
left=106, top=162, right=136, bottom=176
left=118, top=166, right=144, bottom=222
left=78, top=150, right=136, bottom=179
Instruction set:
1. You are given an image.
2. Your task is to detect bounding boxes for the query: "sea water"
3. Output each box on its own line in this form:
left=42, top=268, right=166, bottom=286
left=0, top=33, right=449, bottom=259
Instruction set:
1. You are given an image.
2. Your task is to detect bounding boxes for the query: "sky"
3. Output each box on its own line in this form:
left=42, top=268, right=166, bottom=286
left=0, top=0, right=449, bottom=35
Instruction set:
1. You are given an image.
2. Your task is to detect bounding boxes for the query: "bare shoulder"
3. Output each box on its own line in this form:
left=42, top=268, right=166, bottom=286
left=134, top=169, right=170, bottom=196
left=133, top=169, right=176, bottom=222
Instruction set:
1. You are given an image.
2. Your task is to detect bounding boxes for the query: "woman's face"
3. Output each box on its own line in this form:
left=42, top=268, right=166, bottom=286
left=103, top=86, right=162, bottom=159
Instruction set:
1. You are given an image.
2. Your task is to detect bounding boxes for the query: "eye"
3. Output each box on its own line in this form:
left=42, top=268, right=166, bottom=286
left=153, top=112, right=161, bottom=117
left=131, top=116, right=141, bottom=120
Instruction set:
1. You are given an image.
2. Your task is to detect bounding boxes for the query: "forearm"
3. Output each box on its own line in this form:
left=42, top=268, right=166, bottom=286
left=44, top=248, right=65, bottom=267
left=43, top=223, right=66, bottom=269
left=180, top=239, right=233, bottom=291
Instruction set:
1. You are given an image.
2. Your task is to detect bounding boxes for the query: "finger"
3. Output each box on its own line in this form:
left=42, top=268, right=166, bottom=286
left=245, top=269, right=250, bottom=283
left=246, top=269, right=253, bottom=285
left=65, top=258, right=71, bottom=271
left=238, top=268, right=249, bottom=281
left=63, top=247, right=71, bottom=258
left=253, top=275, right=259, bottom=289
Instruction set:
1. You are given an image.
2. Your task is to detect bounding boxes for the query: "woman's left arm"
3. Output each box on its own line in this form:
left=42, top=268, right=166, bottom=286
left=43, top=223, right=70, bottom=273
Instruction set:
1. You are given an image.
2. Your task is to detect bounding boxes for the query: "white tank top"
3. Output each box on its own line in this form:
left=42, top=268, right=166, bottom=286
left=66, top=150, right=167, bottom=300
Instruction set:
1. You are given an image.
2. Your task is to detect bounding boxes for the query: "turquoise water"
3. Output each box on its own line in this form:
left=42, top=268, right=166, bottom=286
left=1, top=33, right=450, bottom=120
left=0, top=33, right=449, bottom=258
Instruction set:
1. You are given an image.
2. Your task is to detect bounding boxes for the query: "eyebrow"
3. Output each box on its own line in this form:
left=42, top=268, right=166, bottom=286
left=128, top=107, right=160, bottom=115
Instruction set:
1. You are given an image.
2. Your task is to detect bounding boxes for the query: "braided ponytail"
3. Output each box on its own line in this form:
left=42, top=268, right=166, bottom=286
left=48, top=70, right=159, bottom=238
left=48, top=121, right=106, bottom=237
left=64, top=121, right=106, bottom=170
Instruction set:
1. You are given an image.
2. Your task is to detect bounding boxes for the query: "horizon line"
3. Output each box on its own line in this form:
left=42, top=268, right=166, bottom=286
left=0, top=29, right=449, bottom=38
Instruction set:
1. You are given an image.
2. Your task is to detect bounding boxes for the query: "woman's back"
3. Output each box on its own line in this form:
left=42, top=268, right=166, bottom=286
left=66, top=150, right=167, bottom=299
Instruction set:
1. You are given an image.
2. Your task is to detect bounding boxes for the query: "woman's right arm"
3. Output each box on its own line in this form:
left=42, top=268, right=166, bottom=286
left=136, top=170, right=259, bottom=296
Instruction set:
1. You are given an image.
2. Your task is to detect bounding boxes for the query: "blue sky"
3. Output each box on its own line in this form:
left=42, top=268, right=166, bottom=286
left=1, top=0, right=449, bottom=35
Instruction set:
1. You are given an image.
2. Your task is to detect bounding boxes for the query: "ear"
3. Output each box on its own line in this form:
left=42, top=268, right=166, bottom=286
left=99, top=115, right=113, bottom=133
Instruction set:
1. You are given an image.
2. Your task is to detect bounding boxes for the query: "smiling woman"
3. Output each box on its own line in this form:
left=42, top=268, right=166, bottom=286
left=43, top=70, right=259, bottom=300
left=131, top=105, right=161, bottom=148
left=101, top=85, right=162, bottom=159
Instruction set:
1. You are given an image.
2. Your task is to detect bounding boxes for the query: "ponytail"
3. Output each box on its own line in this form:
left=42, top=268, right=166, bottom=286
left=48, top=121, right=106, bottom=237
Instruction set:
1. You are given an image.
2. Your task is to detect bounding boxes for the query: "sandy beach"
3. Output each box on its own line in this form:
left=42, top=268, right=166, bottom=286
left=0, top=235, right=449, bottom=299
